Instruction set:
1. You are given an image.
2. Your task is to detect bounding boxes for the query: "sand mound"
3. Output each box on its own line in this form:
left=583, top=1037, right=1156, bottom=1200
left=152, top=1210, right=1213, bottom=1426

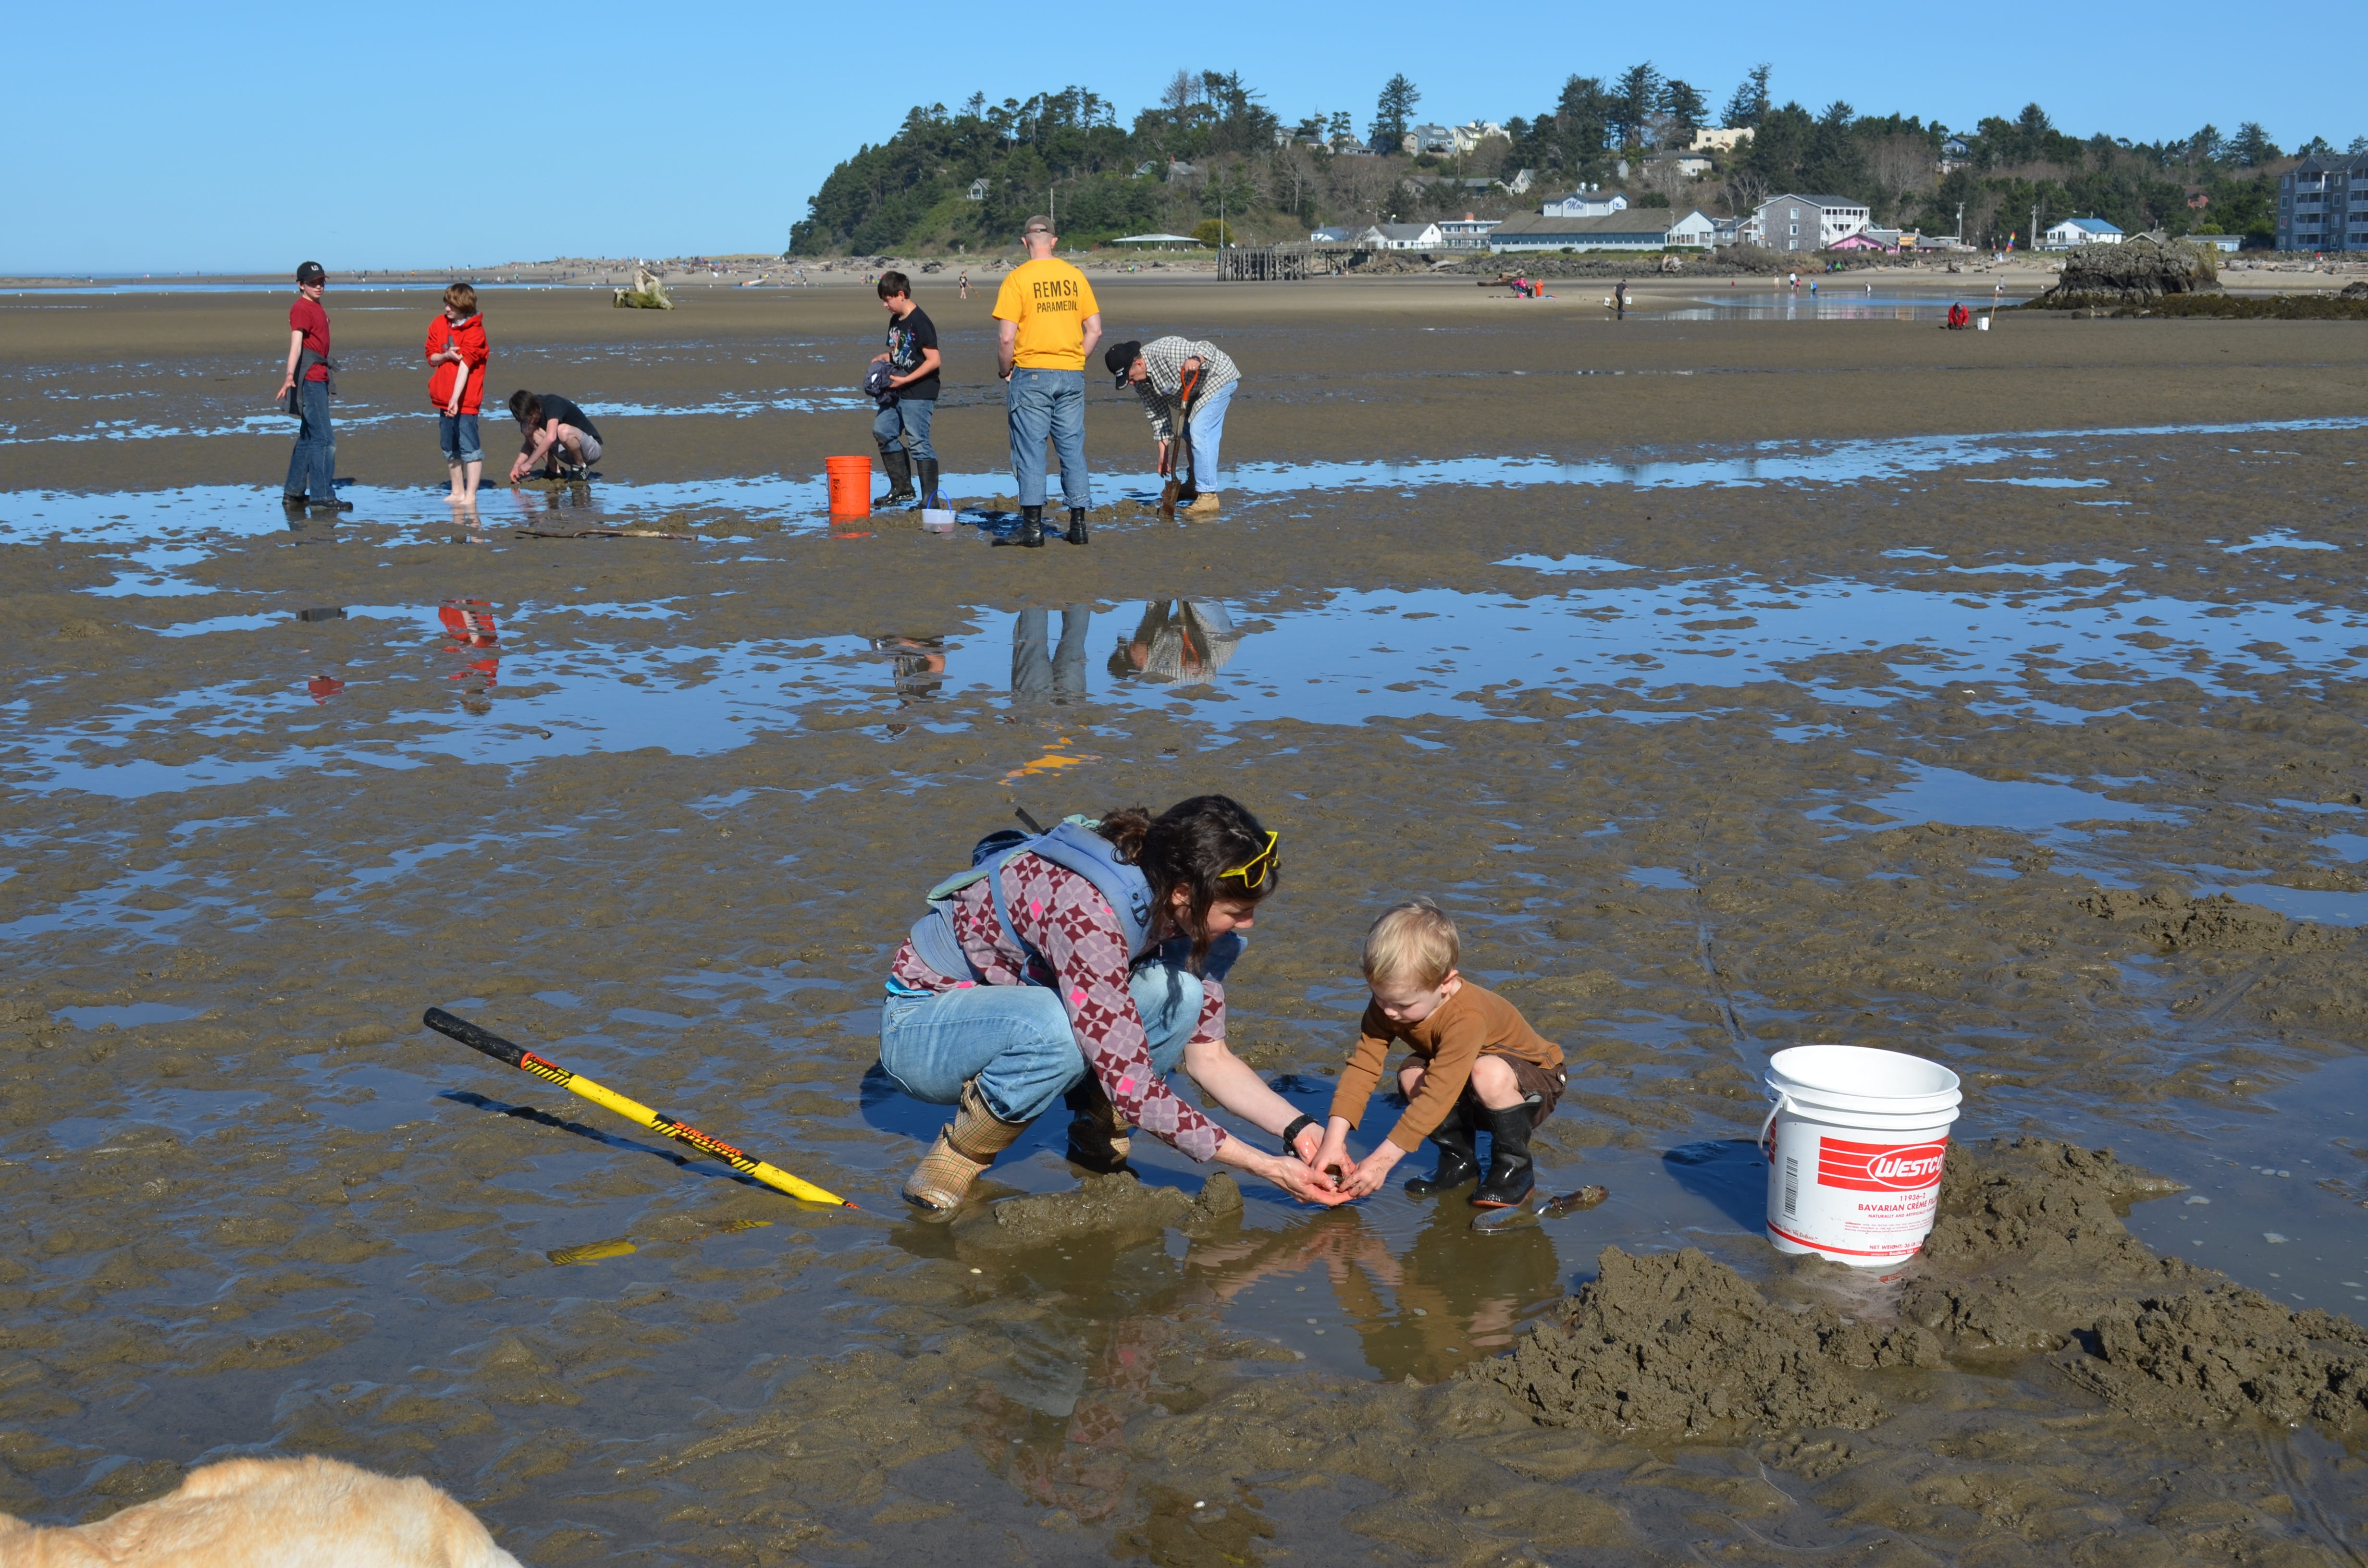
left=1473, top=1246, right=1914, bottom=1437
left=2077, top=886, right=2348, bottom=952
left=968, top=1171, right=1242, bottom=1248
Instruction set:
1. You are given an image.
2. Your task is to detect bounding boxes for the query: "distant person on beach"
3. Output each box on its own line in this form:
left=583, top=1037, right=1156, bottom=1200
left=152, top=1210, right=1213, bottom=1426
left=1314, top=898, right=1567, bottom=1209
left=273, top=261, right=347, bottom=510
left=506, top=392, right=604, bottom=482
left=424, top=283, right=488, bottom=505
left=1102, top=335, right=1239, bottom=518
left=1947, top=302, right=1971, bottom=330
left=958, top=270, right=970, bottom=300
left=1615, top=278, right=1628, bottom=318
left=992, top=214, right=1102, bottom=549
left=868, top=270, right=941, bottom=509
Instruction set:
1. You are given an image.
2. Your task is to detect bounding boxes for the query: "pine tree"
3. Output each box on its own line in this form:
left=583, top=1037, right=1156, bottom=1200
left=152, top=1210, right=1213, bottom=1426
left=1371, top=74, right=1420, bottom=145
left=1720, top=63, right=1771, bottom=130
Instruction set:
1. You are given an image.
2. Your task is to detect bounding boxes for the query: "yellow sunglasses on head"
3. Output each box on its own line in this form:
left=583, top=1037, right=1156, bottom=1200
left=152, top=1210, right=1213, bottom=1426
left=1220, top=830, right=1280, bottom=890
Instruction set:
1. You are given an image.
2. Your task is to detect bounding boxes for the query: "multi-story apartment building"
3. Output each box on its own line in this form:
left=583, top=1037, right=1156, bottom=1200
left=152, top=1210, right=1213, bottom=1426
left=2278, top=153, right=2368, bottom=252
left=1753, top=194, right=1874, bottom=252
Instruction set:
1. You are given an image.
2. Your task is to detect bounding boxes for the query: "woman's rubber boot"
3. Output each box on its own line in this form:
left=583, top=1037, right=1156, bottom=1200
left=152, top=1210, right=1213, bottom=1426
left=1403, top=1106, right=1480, bottom=1196
left=1062, top=1078, right=1133, bottom=1174
left=902, top=1078, right=1032, bottom=1211
left=993, top=506, right=1045, bottom=548
left=876, top=446, right=916, bottom=506
left=1470, top=1105, right=1537, bottom=1209
left=914, top=457, right=940, bottom=510
left=1065, top=507, right=1089, bottom=546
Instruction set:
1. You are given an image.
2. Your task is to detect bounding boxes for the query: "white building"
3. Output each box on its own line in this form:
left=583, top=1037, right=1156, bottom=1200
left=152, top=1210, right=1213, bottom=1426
left=964, top=177, right=989, bottom=202
left=1690, top=127, right=1752, bottom=153
left=1664, top=209, right=1717, bottom=248
left=1451, top=120, right=1507, bottom=154
left=1753, top=193, right=1872, bottom=252
left=1362, top=221, right=1446, bottom=251
left=1644, top=152, right=1714, bottom=179
left=1434, top=217, right=1502, bottom=249
left=1488, top=212, right=1686, bottom=253
left=1403, top=123, right=1457, bottom=156
left=1542, top=186, right=1628, bottom=219
left=2044, top=216, right=2125, bottom=249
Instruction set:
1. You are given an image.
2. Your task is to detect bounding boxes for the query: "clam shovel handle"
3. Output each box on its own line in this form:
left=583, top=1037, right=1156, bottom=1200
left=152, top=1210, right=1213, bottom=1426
left=423, top=1006, right=528, bottom=1070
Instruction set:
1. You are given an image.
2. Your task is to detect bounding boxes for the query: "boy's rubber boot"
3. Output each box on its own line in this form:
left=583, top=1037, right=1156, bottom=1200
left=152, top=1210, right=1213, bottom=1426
left=903, top=1078, right=1033, bottom=1211
left=1403, top=1105, right=1480, bottom=1196
left=1065, top=507, right=1089, bottom=546
left=1062, top=1078, right=1133, bottom=1173
left=914, top=457, right=940, bottom=510
left=1470, top=1105, right=1537, bottom=1209
left=993, top=505, right=1045, bottom=548
left=876, top=446, right=916, bottom=506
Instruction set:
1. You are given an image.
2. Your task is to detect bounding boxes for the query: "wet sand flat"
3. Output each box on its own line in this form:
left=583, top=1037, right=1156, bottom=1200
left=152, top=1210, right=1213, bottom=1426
left=3, top=282, right=2368, bottom=1565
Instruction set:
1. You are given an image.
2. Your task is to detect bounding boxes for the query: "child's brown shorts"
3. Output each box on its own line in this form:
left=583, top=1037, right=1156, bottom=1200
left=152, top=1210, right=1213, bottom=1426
left=1481, top=1050, right=1566, bottom=1125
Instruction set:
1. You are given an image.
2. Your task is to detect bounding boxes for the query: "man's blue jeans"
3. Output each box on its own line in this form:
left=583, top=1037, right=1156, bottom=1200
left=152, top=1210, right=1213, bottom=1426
left=1013, top=606, right=1089, bottom=703
left=1005, top=367, right=1088, bottom=510
left=873, top=396, right=935, bottom=461
left=879, top=964, right=1203, bottom=1125
left=283, top=380, right=335, bottom=501
left=1186, top=379, right=1235, bottom=492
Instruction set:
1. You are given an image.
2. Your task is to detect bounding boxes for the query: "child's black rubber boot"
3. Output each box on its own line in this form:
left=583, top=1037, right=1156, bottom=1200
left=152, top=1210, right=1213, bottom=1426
left=1403, top=1106, right=1479, bottom=1195
left=1470, top=1104, right=1537, bottom=1208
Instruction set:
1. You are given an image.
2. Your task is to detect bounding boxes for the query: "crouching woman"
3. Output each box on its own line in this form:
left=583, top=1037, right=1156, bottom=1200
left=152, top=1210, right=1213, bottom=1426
left=878, top=796, right=1346, bottom=1212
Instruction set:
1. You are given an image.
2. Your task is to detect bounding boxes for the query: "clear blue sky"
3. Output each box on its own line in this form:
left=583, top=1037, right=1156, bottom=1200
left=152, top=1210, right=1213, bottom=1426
left=4, top=0, right=2350, bottom=273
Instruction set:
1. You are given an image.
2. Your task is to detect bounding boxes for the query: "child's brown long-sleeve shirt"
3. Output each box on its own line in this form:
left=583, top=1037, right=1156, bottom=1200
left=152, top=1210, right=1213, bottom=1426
left=1328, top=982, right=1563, bottom=1151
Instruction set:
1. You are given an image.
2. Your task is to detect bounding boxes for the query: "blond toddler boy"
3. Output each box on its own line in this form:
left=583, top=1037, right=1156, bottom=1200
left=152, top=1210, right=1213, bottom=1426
left=1314, top=899, right=1566, bottom=1208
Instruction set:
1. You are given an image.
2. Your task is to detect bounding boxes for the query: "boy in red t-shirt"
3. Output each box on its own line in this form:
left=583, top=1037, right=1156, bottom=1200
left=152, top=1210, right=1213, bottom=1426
left=425, top=282, right=490, bottom=504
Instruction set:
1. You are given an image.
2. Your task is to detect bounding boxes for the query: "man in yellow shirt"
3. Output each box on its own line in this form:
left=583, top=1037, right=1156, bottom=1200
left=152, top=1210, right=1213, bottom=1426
left=992, top=215, right=1102, bottom=548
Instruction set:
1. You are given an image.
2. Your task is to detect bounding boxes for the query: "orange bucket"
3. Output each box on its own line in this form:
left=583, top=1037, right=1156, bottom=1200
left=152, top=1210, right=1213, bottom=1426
left=826, top=455, right=871, bottom=516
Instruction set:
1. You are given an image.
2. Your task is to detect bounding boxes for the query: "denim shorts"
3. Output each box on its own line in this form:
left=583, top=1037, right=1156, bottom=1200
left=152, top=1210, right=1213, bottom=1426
left=439, top=412, right=482, bottom=464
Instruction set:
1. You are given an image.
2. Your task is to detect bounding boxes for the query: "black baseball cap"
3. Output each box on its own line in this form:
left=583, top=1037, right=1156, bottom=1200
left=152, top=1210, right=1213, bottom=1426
left=295, top=260, right=325, bottom=284
left=1103, top=340, right=1141, bottom=389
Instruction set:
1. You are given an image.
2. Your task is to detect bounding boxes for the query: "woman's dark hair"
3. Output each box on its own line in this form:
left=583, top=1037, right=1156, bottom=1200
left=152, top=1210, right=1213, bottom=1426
left=1098, top=795, right=1276, bottom=971
left=509, top=389, right=542, bottom=428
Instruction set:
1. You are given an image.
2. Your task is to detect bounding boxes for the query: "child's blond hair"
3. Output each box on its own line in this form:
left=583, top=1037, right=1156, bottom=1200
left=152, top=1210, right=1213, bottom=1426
left=1362, top=898, right=1459, bottom=989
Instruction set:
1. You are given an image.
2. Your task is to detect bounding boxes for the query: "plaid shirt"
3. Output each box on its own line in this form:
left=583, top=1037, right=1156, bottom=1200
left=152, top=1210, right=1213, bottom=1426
left=889, top=855, right=1229, bottom=1161
left=1130, top=336, right=1239, bottom=440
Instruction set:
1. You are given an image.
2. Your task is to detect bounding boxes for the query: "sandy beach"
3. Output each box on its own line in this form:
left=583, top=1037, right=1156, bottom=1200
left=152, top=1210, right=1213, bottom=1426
left=2, top=275, right=2366, bottom=1565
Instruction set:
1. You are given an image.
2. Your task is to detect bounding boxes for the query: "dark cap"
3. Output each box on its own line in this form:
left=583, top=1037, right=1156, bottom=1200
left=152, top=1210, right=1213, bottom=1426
left=295, top=260, right=325, bottom=285
left=1103, top=340, right=1141, bottom=390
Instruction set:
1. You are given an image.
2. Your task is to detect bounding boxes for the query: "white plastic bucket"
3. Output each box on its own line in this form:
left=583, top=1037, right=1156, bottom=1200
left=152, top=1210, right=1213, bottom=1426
left=1760, top=1045, right=1961, bottom=1267
left=920, top=507, right=957, bottom=533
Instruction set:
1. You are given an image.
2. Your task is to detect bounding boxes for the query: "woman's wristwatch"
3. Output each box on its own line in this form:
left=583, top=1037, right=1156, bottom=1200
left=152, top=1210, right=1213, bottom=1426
left=1281, top=1114, right=1316, bottom=1154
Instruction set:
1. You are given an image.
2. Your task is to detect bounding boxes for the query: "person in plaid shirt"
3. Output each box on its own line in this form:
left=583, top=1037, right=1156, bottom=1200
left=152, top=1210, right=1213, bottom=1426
left=1103, top=336, right=1240, bottom=517
left=878, top=796, right=1345, bottom=1212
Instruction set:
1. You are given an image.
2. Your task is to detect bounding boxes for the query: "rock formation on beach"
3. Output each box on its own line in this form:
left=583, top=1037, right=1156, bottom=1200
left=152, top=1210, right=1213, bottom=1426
left=2028, top=236, right=2222, bottom=306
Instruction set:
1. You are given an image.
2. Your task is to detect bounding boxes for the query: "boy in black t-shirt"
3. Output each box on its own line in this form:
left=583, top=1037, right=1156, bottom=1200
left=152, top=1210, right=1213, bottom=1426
left=871, top=271, right=942, bottom=507
left=506, top=390, right=605, bottom=483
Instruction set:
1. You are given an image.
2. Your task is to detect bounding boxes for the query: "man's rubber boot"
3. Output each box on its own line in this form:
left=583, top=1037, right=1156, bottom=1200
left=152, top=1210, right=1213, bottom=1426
left=1470, top=1104, right=1537, bottom=1209
left=1184, top=492, right=1221, bottom=518
left=876, top=446, right=916, bottom=506
left=1065, top=507, right=1089, bottom=546
left=1063, top=1078, right=1133, bottom=1174
left=993, top=505, right=1045, bottom=548
left=307, top=497, right=355, bottom=512
left=1403, top=1105, right=1480, bottom=1196
left=914, top=457, right=940, bottom=510
left=903, top=1078, right=1033, bottom=1211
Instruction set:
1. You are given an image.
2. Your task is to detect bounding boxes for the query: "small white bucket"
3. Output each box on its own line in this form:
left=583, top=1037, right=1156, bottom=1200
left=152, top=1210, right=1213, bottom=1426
left=1976, top=316, right=1991, bottom=331
left=920, top=508, right=958, bottom=533
left=1760, top=1045, right=1961, bottom=1267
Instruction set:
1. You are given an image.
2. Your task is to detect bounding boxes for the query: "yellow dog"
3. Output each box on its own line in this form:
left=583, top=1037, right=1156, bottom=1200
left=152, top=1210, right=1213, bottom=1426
left=0, top=1456, right=519, bottom=1568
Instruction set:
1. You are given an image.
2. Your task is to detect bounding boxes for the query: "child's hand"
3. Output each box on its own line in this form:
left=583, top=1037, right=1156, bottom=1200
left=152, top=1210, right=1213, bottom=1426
left=1343, top=1141, right=1406, bottom=1199
left=1312, top=1120, right=1352, bottom=1186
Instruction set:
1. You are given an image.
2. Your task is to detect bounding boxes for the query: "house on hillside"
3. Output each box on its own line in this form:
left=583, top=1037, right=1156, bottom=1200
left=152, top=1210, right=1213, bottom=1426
left=1939, top=133, right=1972, bottom=173
left=2042, top=216, right=2124, bottom=248
left=1691, top=128, right=1752, bottom=153
left=1644, top=151, right=1714, bottom=179
left=1363, top=222, right=1446, bottom=251
left=1165, top=160, right=1199, bottom=184
left=1436, top=216, right=1503, bottom=249
left=1488, top=212, right=1681, bottom=252
left=1753, top=194, right=1872, bottom=251
left=2278, top=153, right=2368, bottom=252
left=1452, top=121, right=1506, bottom=153
left=1542, top=187, right=1628, bottom=219
left=1403, top=124, right=1458, bottom=156
left=964, top=177, right=989, bottom=202
left=1497, top=168, right=1536, bottom=195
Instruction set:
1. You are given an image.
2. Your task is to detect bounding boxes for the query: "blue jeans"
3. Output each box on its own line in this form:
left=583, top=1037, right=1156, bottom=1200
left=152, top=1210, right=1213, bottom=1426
left=1013, top=606, right=1089, bottom=703
left=438, top=412, right=482, bottom=464
left=1006, top=368, right=1088, bottom=510
left=1187, top=379, right=1235, bottom=492
left=283, top=379, right=335, bottom=501
left=879, top=963, right=1203, bottom=1125
left=873, top=397, right=935, bottom=461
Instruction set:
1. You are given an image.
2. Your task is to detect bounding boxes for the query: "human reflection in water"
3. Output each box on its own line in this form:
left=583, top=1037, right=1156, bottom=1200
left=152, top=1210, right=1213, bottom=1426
left=1189, top=1201, right=1561, bottom=1384
left=1106, top=600, right=1243, bottom=686
left=439, top=599, right=499, bottom=715
left=1012, top=606, right=1090, bottom=703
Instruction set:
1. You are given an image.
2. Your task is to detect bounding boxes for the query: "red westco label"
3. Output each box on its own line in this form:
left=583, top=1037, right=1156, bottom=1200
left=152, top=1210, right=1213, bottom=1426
left=1817, top=1137, right=1948, bottom=1192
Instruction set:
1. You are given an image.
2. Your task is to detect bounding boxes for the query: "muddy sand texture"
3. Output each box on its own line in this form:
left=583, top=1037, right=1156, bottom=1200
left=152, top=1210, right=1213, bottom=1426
left=4, top=285, right=2368, bottom=1564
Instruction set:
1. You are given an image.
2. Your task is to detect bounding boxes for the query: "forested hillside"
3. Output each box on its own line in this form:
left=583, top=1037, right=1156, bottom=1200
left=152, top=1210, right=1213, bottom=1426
left=789, top=65, right=2349, bottom=255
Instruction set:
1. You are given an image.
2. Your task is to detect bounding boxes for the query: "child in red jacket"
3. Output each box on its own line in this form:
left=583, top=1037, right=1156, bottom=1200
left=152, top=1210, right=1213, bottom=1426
left=425, top=282, right=490, bottom=504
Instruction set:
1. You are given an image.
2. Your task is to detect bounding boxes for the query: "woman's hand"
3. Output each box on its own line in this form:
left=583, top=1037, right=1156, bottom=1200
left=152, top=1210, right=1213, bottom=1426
left=1214, top=1138, right=1350, bottom=1206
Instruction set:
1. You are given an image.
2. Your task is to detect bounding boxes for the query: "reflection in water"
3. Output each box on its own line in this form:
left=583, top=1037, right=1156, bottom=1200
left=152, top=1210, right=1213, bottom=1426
left=1108, top=600, right=1245, bottom=687
left=1014, top=606, right=1091, bottom=704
